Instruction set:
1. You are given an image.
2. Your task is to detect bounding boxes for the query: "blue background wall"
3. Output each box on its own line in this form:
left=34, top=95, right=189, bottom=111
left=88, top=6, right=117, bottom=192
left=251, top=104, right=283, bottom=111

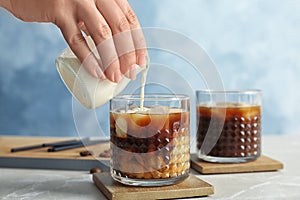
left=0, top=0, right=299, bottom=136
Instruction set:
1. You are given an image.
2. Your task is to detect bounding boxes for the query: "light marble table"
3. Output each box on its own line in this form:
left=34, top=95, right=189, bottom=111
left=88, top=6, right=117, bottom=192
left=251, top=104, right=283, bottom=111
left=0, top=135, right=299, bottom=200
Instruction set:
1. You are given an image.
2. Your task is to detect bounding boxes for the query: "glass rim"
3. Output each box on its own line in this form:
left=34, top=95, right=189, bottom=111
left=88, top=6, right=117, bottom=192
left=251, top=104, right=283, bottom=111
left=112, top=94, right=190, bottom=101
left=196, top=89, right=262, bottom=95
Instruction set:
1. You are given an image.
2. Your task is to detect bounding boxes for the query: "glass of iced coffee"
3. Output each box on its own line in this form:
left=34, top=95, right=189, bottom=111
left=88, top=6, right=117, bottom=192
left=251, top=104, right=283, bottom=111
left=196, top=90, right=262, bottom=163
left=110, top=94, right=190, bottom=186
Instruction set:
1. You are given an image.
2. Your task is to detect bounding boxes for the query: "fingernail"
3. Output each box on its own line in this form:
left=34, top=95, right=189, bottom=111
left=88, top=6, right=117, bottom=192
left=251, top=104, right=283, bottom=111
left=114, top=70, right=122, bottom=83
left=137, top=55, right=146, bottom=67
left=129, top=64, right=138, bottom=80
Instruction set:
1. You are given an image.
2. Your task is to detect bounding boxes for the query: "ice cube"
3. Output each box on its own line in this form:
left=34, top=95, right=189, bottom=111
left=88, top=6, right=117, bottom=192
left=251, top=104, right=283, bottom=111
left=148, top=106, right=170, bottom=115
left=115, top=116, right=128, bottom=138
left=131, top=113, right=151, bottom=127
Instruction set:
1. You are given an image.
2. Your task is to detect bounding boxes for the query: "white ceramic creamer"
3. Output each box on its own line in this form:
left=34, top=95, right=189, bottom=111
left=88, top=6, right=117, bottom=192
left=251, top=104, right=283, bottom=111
left=56, top=36, right=147, bottom=109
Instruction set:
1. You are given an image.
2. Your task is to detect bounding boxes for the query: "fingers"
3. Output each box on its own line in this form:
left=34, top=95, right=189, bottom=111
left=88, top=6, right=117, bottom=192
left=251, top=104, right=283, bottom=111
left=115, top=0, right=147, bottom=67
left=58, top=18, right=105, bottom=80
left=96, top=0, right=137, bottom=79
left=57, top=0, right=146, bottom=82
left=78, top=2, right=122, bottom=83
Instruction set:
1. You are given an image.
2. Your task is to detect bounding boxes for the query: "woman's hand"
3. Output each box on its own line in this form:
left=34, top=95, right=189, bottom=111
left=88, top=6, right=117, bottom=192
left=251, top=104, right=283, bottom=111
left=0, top=0, right=147, bottom=82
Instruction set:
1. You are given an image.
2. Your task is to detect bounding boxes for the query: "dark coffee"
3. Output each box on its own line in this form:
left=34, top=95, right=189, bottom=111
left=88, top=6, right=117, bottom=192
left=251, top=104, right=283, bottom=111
left=110, top=107, right=190, bottom=179
left=197, top=104, right=261, bottom=159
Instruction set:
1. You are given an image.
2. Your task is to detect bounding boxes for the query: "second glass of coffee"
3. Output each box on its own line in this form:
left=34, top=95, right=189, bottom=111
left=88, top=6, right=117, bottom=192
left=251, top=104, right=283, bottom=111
left=196, top=90, right=262, bottom=163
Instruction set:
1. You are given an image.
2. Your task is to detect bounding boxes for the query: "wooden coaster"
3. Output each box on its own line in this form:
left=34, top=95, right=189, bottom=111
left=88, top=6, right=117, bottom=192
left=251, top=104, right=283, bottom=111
left=93, top=173, right=214, bottom=200
left=191, top=154, right=284, bottom=174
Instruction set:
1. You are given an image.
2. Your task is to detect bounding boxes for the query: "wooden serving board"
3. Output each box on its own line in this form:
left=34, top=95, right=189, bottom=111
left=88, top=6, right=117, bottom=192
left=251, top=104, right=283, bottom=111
left=93, top=172, right=214, bottom=200
left=190, top=154, right=284, bottom=174
left=0, top=136, right=110, bottom=171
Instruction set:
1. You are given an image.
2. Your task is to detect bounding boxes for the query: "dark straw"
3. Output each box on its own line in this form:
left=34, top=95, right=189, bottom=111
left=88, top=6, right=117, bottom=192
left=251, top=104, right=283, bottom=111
left=11, top=138, right=89, bottom=152
left=47, top=139, right=109, bottom=152
left=47, top=142, right=83, bottom=152
left=43, top=139, right=82, bottom=147
left=11, top=144, right=44, bottom=152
